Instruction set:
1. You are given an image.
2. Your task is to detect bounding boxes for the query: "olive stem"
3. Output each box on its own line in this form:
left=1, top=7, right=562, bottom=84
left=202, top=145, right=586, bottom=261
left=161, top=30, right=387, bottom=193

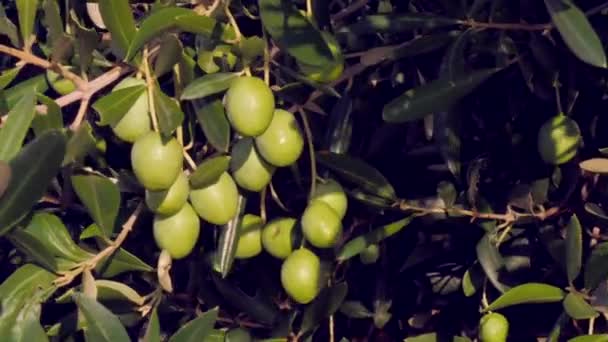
left=297, top=108, right=317, bottom=202
left=183, top=150, right=197, bottom=171
left=262, top=29, right=271, bottom=86
left=260, top=186, right=268, bottom=223
left=69, top=96, right=91, bottom=131
left=142, top=47, right=160, bottom=132
left=224, top=4, right=242, bottom=42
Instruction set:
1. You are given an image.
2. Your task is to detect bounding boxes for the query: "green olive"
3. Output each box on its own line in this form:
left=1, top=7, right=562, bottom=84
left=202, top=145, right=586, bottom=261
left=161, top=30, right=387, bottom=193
left=153, top=202, right=200, bottom=259
left=280, top=248, right=321, bottom=304
left=230, top=138, right=275, bottom=192
left=261, top=217, right=297, bottom=259
left=145, top=172, right=189, bottom=216
left=537, top=113, right=582, bottom=165
left=224, top=76, right=275, bottom=137
left=131, top=131, right=183, bottom=191
left=301, top=200, right=342, bottom=249
left=254, top=109, right=304, bottom=167
left=189, top=172, right=239, bottom=225
left=297, top=32, right=344, bottom=83
left=479, top=312, right=509, bottom=342
left=225, top=328, right=252, bottom=342
left=359, top=244, right=380, bottom=264
left=311, top=178, right=348, bottom=220
left=235, top=214, right=264, bottom=259
left=110, top=77, right=152, bottom=143
left=46, top=68, right=76, bottom=95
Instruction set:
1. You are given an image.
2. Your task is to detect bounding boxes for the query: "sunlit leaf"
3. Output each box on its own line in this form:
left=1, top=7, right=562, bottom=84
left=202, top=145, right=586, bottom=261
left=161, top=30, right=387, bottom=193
left=338, top=217, right=413, bottom=261
left=92, top=85, right=146, bottom=126
left=154, top=86, right=184, bottom=137
left=16, top=0, right=38, bottom=45
left=181, top=73, right=238, bottom=100
left=192, top=99, right=231, bottom=152
left=0, top=90, right=36, bottom=161
left=74, top=293, right=130, bottom=342
left=190, top=155, right=231, bottom=189
left=483, top=282, right=565, bottom=311
left=563, top=292, right=598, bottom=320
left=98, top=0, right=136, bottom=59
left=168, top=307, right=219, bottom=342
left=71, top=174, right=121, bottom=237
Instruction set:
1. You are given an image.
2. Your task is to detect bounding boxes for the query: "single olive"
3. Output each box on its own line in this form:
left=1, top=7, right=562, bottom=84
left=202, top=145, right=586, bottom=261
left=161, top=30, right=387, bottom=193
left=235, top=214, right=264, bottom=259
left=153, top=202, right=200, bottom=259
left=311, top=178, right=348, bottom=220
left=46, top=68, right=77, bottom=95
left=110, top=77, right=152, bottom=143
left=537, top=113, right=582, bottom=165
left=280, top=248, right=321, bottom=304
left=359, top=244, right=380, bottom=264
left=224, top=76, right=275, bottom=137
left=230, top=138, right=275, bottom=192
left=479, top=312, right=509, bottom=342
left=145, top=172, right=189, bottom=216
left=225, top=328, right=252, bottom=342
left=255, top=109, right=304, bottom=167
left=189, top=172, right=239, bottom=225
left=301, top=200, right=342, bottom=249
left=261, top=217, right=297, bottom=259
left=131, top=131, right=183, bottom=191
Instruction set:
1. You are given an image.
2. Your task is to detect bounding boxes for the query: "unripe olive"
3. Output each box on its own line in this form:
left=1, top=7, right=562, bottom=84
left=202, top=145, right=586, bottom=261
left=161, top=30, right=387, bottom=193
left=359, top=244, right=380, bottom=264
left=131, top=131, right=183, bottom=191
left=230, top=138, right=275, bottom=192
left=261, top=217, right=297, bottom=259
left=110, top=77, right=152, bottom=143
left=537, top=113, right=582, bottom=165
left=301, top=200, right=342, bottom=249
left=46, top=68, right=76, bottom=95
left=224, top=76, right=275, bottom=137
left=479, top=312, right=509, bottom=342
left=234, top=214, right=264, bottom=259
left=189, top=172, right=239, bottom=225
left=312, top=178, right=348, bottom=220
left=280, top=248, right=321, bottom=304
left=255, top=109, right=304, bottom=167
left=145, top=172, right=189, bottom=216
left=153, top=202, right=200, bottom=259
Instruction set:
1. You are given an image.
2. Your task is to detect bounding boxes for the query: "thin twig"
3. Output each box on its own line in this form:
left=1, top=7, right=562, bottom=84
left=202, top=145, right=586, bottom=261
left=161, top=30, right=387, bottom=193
left=183, top=150, right=197, bottom=170
left=143, top=47, right=160, bottom=132
left=297, top=108, right=317, bottom=202
left=69, top=97, right=90, bottom=131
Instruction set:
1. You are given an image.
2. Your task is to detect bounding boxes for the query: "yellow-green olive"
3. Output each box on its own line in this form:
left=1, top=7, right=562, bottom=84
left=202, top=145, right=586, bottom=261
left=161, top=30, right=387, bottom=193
left=153, top=202, right=200, bottom=259
left=312, top=178, right=348, bottom=220
left=46, top=68, right=76, bottom=95
left=224, top=76, right=275, bottom=137
left=280, top=248, right=321, bottom=304
left=145, top=172, right=189, bottom=216
left=261, top=217, right=297, bottom=259
left=110, top=77, right=152, bottom=143
left=359, top=244, right=380, bottom=264
left=131, top=131, right=183, bottom=191
left=235, top=214, right=264, bottom=259
left=230, top=138, right=275, bottom=192
left=189, top=172, right=239, bottom=225
left=255, top=109, right=304, bottom=167
left=301, top=200, right=342, bottom=249
left=537, top=113, right=582, bottom=165
left=479, top=312, right=509, bottom=342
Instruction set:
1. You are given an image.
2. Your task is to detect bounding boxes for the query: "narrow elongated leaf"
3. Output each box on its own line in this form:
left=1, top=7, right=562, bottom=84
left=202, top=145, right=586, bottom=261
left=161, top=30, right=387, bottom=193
left=211, top=275, right=279, bottom=325
left=63, top=121, right=98, bottom=166
left=338, top=13, right=459, bottom=36
left=544, top=0, right=606, bottom=68
left=154, top=86, right=184, bottom=137
left=565, top=214, right=583, bottom=283
left=323, top=94, right=353, bottom=154
left=338, top=216, right=414, bottom=261
left=339, top=301, right=373, bottom=319
left=3, top=74, right=48, bottom=109
left=9, top=302, right=49, bottom=342
left=154, top=34, right=182, bottom=77
left=563, top=292, right=598, bottom=320
left=71, top=174, right=121, bottom=237
left=476, top=233, right=510, bottom=293
left=0, top=66, right=21, bottom=90
left=383, top=68, right=498, bottom=123
left=0, top=90, right=36, bottom=161
left=92, top=85, right=146, bottom=126
left=74, top=293, right=130, bottom=342
left=0, top=161, right=9, bottom=199
left=214, top=195, right=247, bottom=277
left=462, top=263, right=484, bottom=297
left=95, top=245, right=154, bottom=278
left=16, top=0, right=37, bottom=44
left=405, top=333, right=471, bottom=342
left=181, top=73, right=238, bottom=100
left=483, top=282, right=565, bottom=311
left=259, top=0, right=334, bottom=68
left=0, top=4, right=20, bottom=47
left=316, top=152, right=396, bottom=200
left=568, top=335, right=608, bottom=342
left=144, top=308, right=161, bottom=342
left=193, top=99, right=231, bottom=152
left=0, top=130, right=67, bottom=236
left=8, top=230, right=59, bottom=271
left=300, top=282, right=348, bottom=333
left=585, top=242, right=608, bottom=290
left=98, top=0, right=135, bottom=58
left=190, top=155, right=231, bottom=189
left=168, top=307, right=219, bottom=342
left=32, top=94, right=63, bottom=136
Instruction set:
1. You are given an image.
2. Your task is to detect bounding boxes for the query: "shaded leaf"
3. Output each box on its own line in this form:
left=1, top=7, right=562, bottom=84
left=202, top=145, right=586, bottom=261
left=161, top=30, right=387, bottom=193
left=96, top=244, right=154, bottom=278
left=3, top=74, right=48, bottom=109
left=8, top=229, right=59, bottom=271
left=71, top=174, right=121, bottom=237
left=339, top=300, right=373, bottom=319
left=585, top=242, right=608, bottom=290
left=74, top=293, right=130, bottom=342
left=181, top=73, right=238, bottom=100
left=0, top=130, right=66, bottom=236
left=0, top=66, right=22, bottom=90
left=32, top=94, right=63, bottom=136
left=0, top=161, right=9, bottom=199
left=300, top=282, right=348, bottom=333
left=144, top=308, right=161, bottom=342
left=0, top=4, right=20, bottom=47
left=16, top=0, right=37, bottom=45
left=483, top=282, right=565, bottom=311
left=568, top=335, right=608, bottom=342
left=0, top=90, right=36, bottom=161
left=323, top=94, right=353, bottom=155
left=154, top=34, right=182, bottom=77
left=316, top=152, right=396, bottom=199
left=63, top=121, right=98, bottom=166
left=70, top=12, right=100, bottom=72
left=168, top=307, right=219, bottom=342
left=462, top=263, right=484, bottom=297
left=193, top=99, right=231, bottom=152
left=98, top=0, right=136, bottom=59
left=544, top=0, right=606, bottom=68
left=338, top=13, right=459, bottom=36
left=476, top=233, right=510, bottom=293
left=154, top=86, right=184, bottom=137
left=214, top=195, right=247, bottom=277
left=565, top=214, right=583, bottom=284
left=383, top=68, right=498, bottom=123
left=190, top=155, right=231, bottom=189
left=93, top=85, right=147, bottom=126
left=563, top=292, right=598, bottom=320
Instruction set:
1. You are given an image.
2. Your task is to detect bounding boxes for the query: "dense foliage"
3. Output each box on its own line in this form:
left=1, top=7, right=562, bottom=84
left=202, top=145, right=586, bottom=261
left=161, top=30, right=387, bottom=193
left=2, top=0, right=608, bottom=341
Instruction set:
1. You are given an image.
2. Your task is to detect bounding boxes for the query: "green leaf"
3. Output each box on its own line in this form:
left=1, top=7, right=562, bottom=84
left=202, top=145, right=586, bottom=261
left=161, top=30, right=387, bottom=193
left=98, top=0, right=136, bottom=59
left=238, top=36, right=265, bottom=66
left=584, top=242, right=608, bottom=290
left=339, top=300, right=373, bottom=319
left=154, top=34, right=182, bottom=77
left=0, top=90, right=36, bottom=162
left=190, top=155, right=231, bottom=189
left=568, top=335, right=608, bottom=342
left=544, top=0, right=607, bottom=68
left=9, top=302, right=49, bottom=342
left=259, top=0, right=335, bottom=68
left=483, top=282, right=565, bottom=311
left=95, top=245, right=154, bottom=278
left=154, top=86, right=184, bottom=137
left=563, top=292, right=598, bottom=320
left=383, top=68, right=498, bottom=123
left=70, top=12, right=100, bottom=72
left=169, top=307, right=219, bottom=342
left=0, top=66, right=22, bottom=90
left=323, top=94, right=353, bottom=154
left=0, top=130, right=66, bottom=236
left=338, top=13, right=459, bottom=36
left=0, top=160, right=9, bottom=199
left=16, top=0, right=38, bottom=45
left=476, top=233, right=510, bottom=293
left=462, top=263, right=484, bottom=297
left=337, top=216, right=414, bottom=261
left=316, top=151, right=396, bottom=200
left=181, top=73, right=239, bottom=100
left=404, top=333, right=471, bottom=342
left=42, top=0, right=64, bottom=44
left=126, top=7, right=234, bottom=60
left=8, top=230, right=59, bottom=271
left=74, top=293, right=130, bottom=342
left=144, top=308, right=161, bottom=342
left=3, top=74, right=48, bottom=109
left=63, top=121, right=98, bottom=166
left=92, top=85, right=147, bottom=126
left=71, top=174, right=121, bottom=237
left=57, top=280, right=145, bottom=306
left=0, top=4, right=20, bottom=47
left=548, top=311, right=569, bottom=342
left=565, top=214, right=583, bottom=284
left=300, top=282, right=348, bottom=333
left=193, top=99, right=231, bottom=153
left=214, top=195, right=247, bottom=277
left=32, top=94, right=63, bottom=136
